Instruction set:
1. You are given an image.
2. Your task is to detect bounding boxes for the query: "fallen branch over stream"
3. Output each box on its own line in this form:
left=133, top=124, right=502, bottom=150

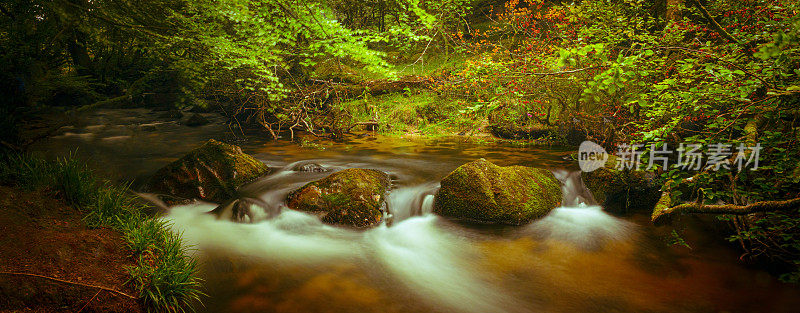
left=652, top=197, right=800, bottom=225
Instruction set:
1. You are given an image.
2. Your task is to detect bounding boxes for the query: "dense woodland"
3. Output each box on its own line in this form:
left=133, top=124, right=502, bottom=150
left=2, top=0, right=800, bottom=311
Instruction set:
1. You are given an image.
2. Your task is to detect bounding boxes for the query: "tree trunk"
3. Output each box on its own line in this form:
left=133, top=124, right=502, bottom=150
left=67, top=30, right=93, bottom=76
left=651, top=0, right=683, bottom=27
left=666, top=0, right=683, bottom=21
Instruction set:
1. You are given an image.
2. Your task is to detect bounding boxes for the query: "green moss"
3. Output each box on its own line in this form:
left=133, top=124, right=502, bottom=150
left=434, top=159, right=562, bottom=225
left=287, top=168, right=390, bottom=228
left=334, top=90, right=472, bottom=136
left=148, top=139, right=270, bottom=203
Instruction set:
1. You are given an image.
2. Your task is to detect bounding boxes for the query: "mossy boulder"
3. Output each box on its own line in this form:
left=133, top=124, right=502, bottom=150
left=286, top=168, right=391, bottom=228
left=434, top=159, right=562, bottom=225
left=147, top=139, right=270, bottom=203
left=581, top=156, right=661, bottom=214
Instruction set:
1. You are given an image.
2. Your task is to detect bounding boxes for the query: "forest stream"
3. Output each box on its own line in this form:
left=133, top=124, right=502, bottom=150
left=23, top=108, right=800, bottom=313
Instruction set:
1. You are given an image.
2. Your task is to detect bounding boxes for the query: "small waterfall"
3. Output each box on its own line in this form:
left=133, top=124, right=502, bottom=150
left=365, top=215, right=517, bottom=313
left=527, top=170, right=634, bottom=249
left=421, top=194, right=435, bottom=214
left=163, top=166, right=634, bottom=312
left=385, top=183, right=438, bottom=223
left=552, top=169, right=597, bottom=207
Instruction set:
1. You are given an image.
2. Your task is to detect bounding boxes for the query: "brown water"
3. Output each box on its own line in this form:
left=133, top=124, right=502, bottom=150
left=32, top=109, right=800, bottom=313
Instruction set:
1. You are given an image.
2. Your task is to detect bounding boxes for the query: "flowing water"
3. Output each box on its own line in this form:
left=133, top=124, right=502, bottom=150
left=32, top=109, right=800, bottom=313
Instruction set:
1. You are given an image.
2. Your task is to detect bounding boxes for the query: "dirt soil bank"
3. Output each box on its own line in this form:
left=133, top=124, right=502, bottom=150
left=0, top=186, right=143, bottom=313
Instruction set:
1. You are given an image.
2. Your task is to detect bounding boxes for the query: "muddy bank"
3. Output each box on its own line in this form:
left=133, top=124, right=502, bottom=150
left=0, top=186, right=143, bottom=313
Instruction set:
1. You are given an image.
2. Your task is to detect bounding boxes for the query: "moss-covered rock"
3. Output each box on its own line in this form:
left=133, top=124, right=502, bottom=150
left=286, top=168, right=391, bottom=228
left=434, top=159, right=562, bottom=225
left=489, top=124, right=555, bottom=140
left=581, top=156, right=661, bottom=214
left=147, top=139, right=270, bottom=203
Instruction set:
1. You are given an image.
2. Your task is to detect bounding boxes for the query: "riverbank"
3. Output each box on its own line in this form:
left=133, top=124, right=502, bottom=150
left=0, top=154, right=203, bottom=312
left=0, top=186, right=143, bottom=312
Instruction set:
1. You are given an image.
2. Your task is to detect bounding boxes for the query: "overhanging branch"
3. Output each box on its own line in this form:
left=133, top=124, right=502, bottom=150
left=652, top=197, right=800, bottom=225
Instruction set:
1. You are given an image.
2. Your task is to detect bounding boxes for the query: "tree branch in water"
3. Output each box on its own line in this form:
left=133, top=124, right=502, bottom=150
left=652, top=197, right=800, bottom=225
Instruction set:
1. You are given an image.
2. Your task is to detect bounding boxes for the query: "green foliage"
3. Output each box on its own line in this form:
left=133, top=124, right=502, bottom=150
left=125, top=219, right=204, bottom=313
left=0, top=153, right=53, bottom=189
left=51, top=155, right=100, bottom=207
left=1, top=0, right=445, bottom=138
left=84, top=183, right=141, bottom=229
left=667, top=229, right=692, bottom=249
left=428, top=0, right=800, bottom=279
left=0, top=153, right=99, bottom=206
left=573, top=0, right=800, bottom=279
left=168, top=0, right=391, bottom=99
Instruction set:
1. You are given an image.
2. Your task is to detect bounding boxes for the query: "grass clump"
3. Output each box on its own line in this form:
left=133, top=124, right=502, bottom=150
left=0, top=152, right=204, bottom=312
left=124, top=218, right=203, bottom=312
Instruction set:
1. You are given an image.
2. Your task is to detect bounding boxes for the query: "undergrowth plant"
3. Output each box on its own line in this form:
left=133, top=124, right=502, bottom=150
left=0, top=153, right=204, bottom=312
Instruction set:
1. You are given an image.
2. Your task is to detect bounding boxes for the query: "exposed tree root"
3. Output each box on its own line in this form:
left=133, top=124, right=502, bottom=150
left=249, top=76, right=430, bottom=139
left=0, top=271, right=137, bottom=299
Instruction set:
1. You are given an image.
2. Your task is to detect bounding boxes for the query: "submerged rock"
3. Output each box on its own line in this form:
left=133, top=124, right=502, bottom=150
left=158, top=109, right=184, bottom=119
left=286, top=168, right=391, bottom=228
left=147, top=139, right=270, bottom=203
left=211, top=197, right=278, bottom=223
left=185, top=113, right=210, bottom=127
left=581, top=156, right=661, bottom=214
left=292, top=162, right=329, bottom=173
left=434, top=159, right=562, bottom=225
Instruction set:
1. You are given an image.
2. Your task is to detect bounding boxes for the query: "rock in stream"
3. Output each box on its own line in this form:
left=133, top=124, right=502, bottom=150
left=286, top=168, right=391, bottom=229
left=434, top=158, right=562, bottom=225
left=146, top=139, right=270, bottom=203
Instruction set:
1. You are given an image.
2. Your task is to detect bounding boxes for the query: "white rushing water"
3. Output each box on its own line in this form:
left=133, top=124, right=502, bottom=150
left=163, top=166, right=633, bottom=313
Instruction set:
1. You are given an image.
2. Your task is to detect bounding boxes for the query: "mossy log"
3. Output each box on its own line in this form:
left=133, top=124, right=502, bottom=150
left=652, top=197, right=800, bottom=225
